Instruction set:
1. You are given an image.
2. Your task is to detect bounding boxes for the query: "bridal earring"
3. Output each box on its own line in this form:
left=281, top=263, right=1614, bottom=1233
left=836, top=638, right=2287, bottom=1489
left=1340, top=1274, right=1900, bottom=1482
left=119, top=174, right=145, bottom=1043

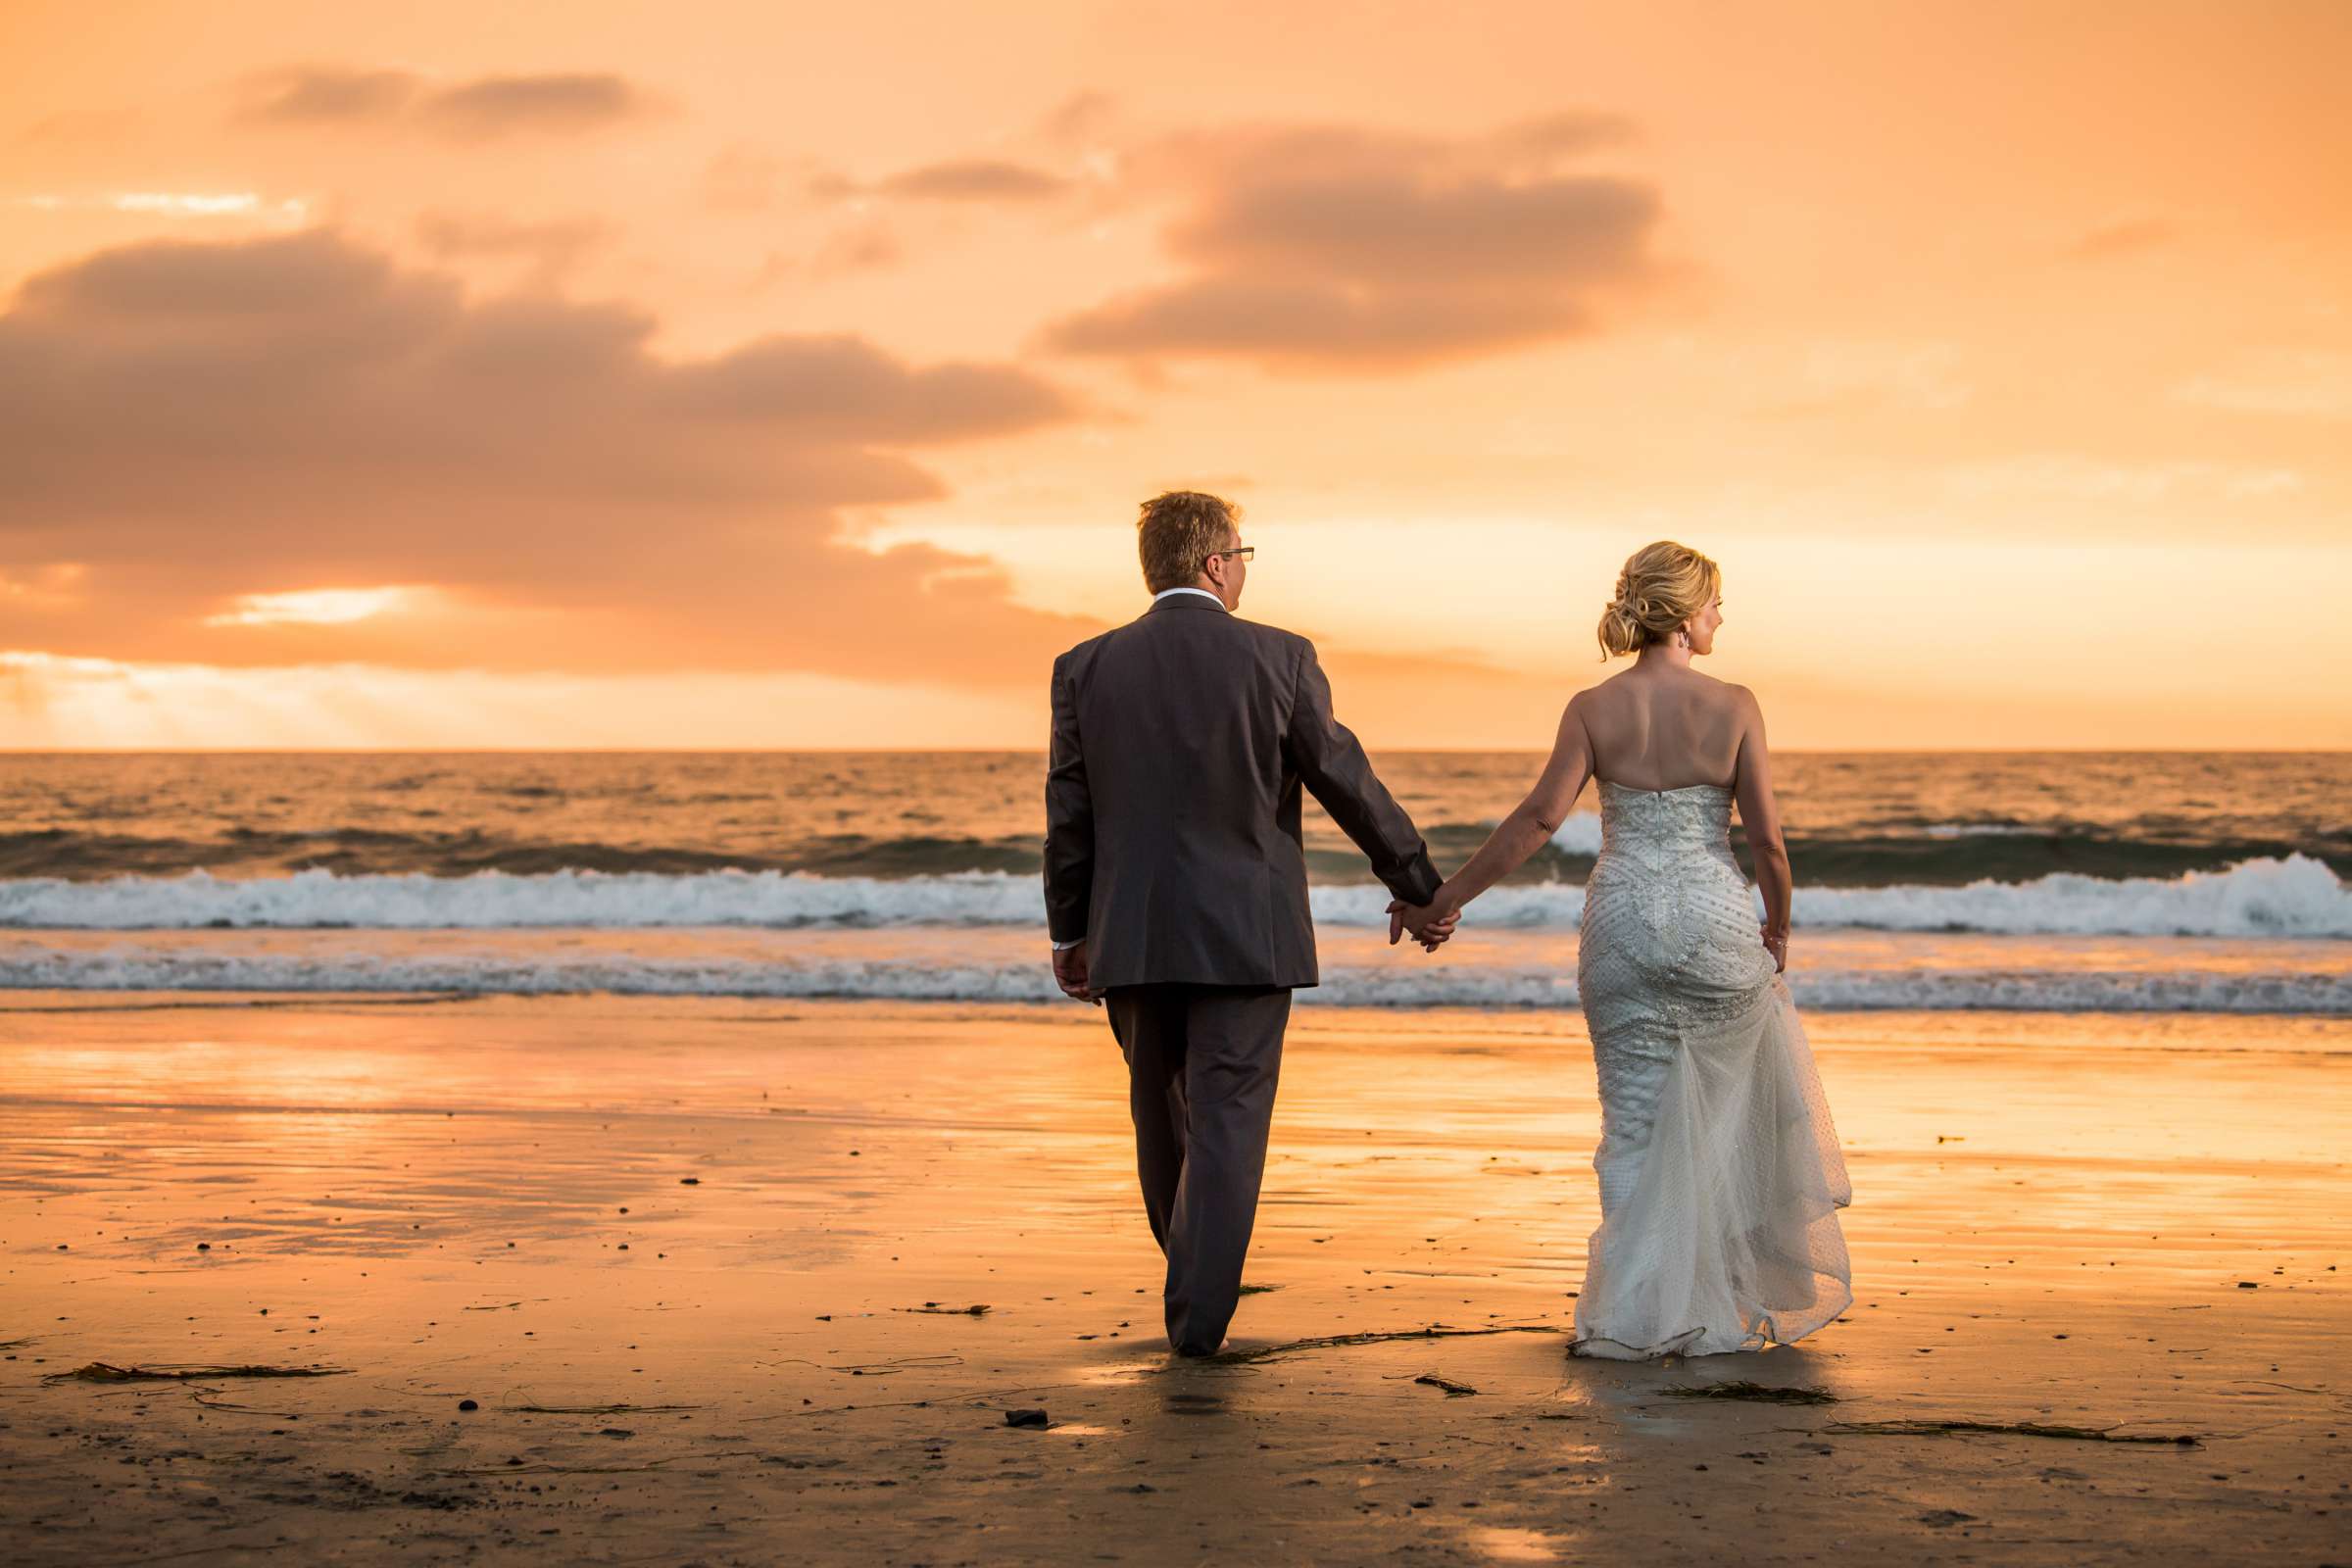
left=1674, top=628, right=1691, bottom=651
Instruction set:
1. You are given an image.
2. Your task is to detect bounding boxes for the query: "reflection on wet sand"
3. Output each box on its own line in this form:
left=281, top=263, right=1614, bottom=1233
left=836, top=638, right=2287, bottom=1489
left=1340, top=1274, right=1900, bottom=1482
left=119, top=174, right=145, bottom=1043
left=1, top=994, right=2345, bottom=1564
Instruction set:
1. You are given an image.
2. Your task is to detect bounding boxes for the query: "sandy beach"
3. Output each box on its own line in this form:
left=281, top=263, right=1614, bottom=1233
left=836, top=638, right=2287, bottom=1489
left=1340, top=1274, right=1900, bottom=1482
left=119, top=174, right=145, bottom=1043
left=3, top=990, right=2345, bottom=1565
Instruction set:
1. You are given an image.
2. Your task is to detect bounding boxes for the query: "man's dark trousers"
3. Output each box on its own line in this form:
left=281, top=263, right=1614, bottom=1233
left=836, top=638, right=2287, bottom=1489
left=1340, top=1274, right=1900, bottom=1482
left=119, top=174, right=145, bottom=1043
left=1105, top=982, right=1293, bottom=1356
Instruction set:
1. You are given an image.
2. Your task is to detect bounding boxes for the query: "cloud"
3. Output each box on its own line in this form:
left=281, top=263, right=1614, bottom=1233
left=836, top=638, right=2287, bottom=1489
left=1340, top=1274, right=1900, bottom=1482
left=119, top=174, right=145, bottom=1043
left=771, top=153, right=1083, bottom=276
left=875, top=160, right=1071, bottom=202
left=416, top=210, right=611, bottom=282
left=203, top=587, right=429, bottom=626
left=1047, top=276, right=1589, bottom=366
left=111, top=192, right=266, bottom=217
left=1036, top=91, right=1116, bottom=147
left=665, top=335, right=1070, bottom=437
left=0, top=229, right=1096, bottom=682
left=15, top=191, right=311, bottom=223
left=1173, top=170, right=1657, bottom=287
left=808, top=220, right=904, bottom=275
left=805, top=160, right=1076, bottom=208
left=235, top=66, right=420, bottom=123
left=744, top=223, right=906, bottom=287
left=233, top=66, right=647, bottom=139
left=1492, top=110, right=1638, bottom=156
left=420, top=74, right=645, bottom=139
left=1038, top=117, right=1668, bottom=370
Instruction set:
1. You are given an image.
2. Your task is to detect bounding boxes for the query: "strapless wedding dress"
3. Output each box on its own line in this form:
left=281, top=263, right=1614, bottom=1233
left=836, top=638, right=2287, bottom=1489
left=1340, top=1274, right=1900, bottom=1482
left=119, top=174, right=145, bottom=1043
left=1571, top=781, right=1853, bottom=1358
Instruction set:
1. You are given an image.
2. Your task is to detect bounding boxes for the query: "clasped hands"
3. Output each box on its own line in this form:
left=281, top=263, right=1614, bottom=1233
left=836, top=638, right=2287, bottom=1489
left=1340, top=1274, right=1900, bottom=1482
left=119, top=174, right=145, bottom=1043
left=1386, top=895, right=1460, bottom=954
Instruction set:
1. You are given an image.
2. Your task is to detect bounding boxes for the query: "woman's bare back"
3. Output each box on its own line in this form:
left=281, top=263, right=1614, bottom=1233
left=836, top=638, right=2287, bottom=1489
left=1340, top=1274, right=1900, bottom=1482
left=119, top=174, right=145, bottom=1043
left=1576, top=665, right=1752, bottom=792
left=1424, top=623, right=1791, bottom=971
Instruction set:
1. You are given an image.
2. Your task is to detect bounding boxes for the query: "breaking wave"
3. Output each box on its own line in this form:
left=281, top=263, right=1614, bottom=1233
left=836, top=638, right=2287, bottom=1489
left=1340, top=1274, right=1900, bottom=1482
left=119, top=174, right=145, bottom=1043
left=2, top=855, right=2343, bottom=940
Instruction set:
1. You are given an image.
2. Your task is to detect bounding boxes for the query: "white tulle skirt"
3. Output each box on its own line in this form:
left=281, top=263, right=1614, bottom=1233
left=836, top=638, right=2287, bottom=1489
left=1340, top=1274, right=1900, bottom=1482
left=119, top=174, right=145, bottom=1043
left=1571, top=972, right=1853, bottom=1359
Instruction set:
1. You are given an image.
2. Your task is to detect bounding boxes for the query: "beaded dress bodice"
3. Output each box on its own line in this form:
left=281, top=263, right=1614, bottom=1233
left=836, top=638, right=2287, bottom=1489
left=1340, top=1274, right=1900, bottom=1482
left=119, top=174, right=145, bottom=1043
left=1582, top=782, right=1775, bottom=1027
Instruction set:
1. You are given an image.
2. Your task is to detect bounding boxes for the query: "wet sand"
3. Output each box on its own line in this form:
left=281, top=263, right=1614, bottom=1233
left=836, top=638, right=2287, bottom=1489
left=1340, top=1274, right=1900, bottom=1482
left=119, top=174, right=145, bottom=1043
left=1, top=992, right=2345, bottom=1564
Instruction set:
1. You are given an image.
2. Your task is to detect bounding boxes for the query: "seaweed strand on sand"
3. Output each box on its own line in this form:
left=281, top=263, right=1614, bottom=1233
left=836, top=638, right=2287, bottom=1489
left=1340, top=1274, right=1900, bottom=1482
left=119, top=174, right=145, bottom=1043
left=1826, top=1418, right=2201, bottom=1446
left=1201, top=1324, right=1567, bottom=1366
left=44, top=1361, right=352, bottom=1385
left=1665, top=1381, right=1838, bottom=1405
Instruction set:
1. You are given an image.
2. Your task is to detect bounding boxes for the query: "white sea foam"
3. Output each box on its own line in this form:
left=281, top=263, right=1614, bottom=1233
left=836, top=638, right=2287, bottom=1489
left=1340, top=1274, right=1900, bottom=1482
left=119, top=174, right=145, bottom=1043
left=2, top=855, right=2343, bottom=939
left=1549, top=813, right=1605, bottom=856
left=1791, top=854, right=2349, bottom=939
left=0, top=945, right=2339, bottom=1013
left=0, top=866, right=1045, bottom=931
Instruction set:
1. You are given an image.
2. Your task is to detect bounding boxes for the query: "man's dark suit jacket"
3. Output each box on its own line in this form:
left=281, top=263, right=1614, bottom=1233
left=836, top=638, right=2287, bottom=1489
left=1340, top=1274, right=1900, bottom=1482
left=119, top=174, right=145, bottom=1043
left=1044, top=592, right=1442, bottom=991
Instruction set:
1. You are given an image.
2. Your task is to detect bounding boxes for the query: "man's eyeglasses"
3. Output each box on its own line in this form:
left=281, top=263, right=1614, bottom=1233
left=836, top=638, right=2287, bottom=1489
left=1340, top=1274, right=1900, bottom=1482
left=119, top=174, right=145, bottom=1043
left=1205, top=547, right=1254, bottom=564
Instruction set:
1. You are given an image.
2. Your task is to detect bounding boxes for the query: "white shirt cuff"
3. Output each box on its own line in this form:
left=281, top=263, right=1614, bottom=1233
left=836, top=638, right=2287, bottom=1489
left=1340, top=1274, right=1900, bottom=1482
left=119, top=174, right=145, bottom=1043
left=1052, top=937, right=1082, bottom=951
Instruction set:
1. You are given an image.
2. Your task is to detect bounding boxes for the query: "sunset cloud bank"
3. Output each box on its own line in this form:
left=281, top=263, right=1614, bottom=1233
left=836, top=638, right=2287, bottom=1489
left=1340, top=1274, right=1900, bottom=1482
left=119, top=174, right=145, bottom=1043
left=0, top=228, right=1095, bottom=681
left=1044, top=120, right=1668, bottom=370
left=0, top=0, right=2345, bottom=748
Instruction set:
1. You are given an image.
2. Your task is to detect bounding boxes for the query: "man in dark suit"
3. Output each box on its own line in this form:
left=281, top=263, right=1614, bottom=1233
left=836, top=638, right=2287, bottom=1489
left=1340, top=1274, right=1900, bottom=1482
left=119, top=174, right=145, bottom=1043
left=1044, top=490, right=1456, bottom=1356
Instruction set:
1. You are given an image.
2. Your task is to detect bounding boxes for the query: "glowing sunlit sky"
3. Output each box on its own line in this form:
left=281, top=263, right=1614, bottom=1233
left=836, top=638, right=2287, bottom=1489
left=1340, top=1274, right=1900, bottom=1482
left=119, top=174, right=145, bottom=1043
left=3, top=0, right=2347, bottom=749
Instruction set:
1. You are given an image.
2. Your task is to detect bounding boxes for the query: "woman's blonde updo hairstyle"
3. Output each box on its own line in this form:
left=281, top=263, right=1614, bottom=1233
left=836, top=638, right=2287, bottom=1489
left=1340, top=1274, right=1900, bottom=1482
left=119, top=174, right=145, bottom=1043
left=1596, top=541, right=1721, bottom=660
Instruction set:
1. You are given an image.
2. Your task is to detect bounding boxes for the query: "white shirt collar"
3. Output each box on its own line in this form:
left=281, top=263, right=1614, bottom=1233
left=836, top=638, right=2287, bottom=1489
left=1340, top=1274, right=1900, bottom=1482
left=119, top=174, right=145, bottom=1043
left=1153, top=586, right=1227, bottom=610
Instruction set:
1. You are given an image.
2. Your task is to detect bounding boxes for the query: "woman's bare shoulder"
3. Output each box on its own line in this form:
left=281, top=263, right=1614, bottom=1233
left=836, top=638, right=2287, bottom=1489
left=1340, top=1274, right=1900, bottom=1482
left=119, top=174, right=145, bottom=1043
left=1685, top=667, right=1760, bottom=709
left=1563, top=675, right=1609, bottom=713
left=1578, top=666, right=1760, bottom=720
left=1578, top=666, right=1652, bottom=699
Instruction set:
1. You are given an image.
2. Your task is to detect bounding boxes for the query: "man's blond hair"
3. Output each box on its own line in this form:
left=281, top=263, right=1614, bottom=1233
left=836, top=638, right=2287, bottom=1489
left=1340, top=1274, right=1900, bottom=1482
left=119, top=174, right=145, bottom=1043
left=1137, top=490, right=1238, bottom=594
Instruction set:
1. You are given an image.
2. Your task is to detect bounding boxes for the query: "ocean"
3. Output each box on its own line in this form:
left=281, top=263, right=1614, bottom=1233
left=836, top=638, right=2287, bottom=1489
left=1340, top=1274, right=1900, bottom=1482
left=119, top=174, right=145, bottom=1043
left=1, top=751, right=2344, bottom=1012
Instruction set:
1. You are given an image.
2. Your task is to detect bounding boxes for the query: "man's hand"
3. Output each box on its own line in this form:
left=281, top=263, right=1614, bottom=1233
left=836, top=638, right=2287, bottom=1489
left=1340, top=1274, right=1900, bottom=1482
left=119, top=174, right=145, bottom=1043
left=1052, top=941, right=1103, bottom=1004
left=1386, top=899, right=1460, bottom=953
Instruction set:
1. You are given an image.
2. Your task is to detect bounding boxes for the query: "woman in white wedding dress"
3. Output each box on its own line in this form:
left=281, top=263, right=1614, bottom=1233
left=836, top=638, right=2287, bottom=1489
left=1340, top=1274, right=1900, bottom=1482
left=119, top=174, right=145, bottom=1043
left=1397, top=541, right=1852, bottom=1357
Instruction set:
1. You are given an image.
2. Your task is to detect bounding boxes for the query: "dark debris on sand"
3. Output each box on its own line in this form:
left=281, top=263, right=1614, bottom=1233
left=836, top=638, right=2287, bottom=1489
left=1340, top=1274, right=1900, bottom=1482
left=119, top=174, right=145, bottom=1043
left=44, top=1361, right=352, bottom=1385
left=1664, top=1381, right=1838, bottom=1405
left=1200, top=1324, right=1565, bottom=1366
left=1827, top=1418, right=2201, bottom=1446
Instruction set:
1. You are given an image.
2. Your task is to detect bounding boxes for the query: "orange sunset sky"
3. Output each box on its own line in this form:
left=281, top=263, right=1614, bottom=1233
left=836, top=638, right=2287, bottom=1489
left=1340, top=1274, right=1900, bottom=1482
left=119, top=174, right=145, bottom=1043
left=2, top=0, right=2347, bottom=750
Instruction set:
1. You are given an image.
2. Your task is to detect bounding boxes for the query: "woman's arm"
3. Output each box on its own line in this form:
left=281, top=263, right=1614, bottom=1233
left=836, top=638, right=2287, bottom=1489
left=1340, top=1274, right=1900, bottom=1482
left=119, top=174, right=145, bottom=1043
left=1428, top=697, right=1595, bottom=917
left=1729, top=686, right=1792, bottom=971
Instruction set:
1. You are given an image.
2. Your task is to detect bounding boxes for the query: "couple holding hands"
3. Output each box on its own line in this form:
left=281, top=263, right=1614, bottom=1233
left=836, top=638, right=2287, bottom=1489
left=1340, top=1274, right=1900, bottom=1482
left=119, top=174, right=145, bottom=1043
left=1045, top=490, right=1849, bottom=1361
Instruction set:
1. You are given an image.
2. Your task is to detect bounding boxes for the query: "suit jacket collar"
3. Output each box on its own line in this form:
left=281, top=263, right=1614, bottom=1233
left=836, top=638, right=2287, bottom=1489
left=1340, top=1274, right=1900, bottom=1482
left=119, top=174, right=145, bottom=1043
left=1148, top=590, right=1229, bottom=615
